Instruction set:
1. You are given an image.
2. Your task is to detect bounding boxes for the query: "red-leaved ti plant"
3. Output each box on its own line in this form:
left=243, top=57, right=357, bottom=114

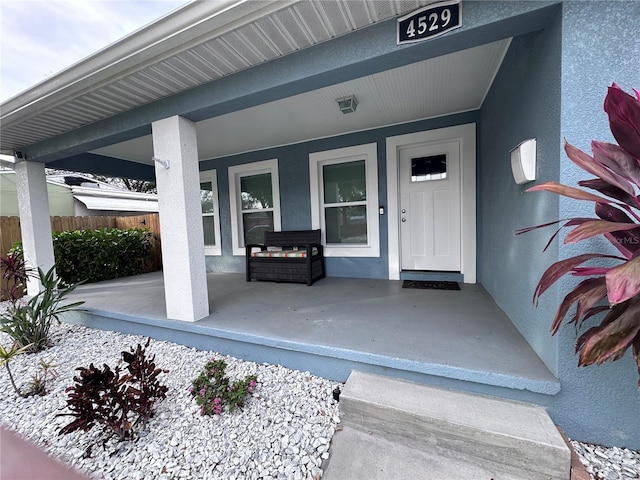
left=516, top=84, right=640, bottom=384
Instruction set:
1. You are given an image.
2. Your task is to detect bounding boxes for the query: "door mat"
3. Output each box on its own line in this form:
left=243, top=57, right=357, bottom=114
left=402, top=280, right=460, bottom=290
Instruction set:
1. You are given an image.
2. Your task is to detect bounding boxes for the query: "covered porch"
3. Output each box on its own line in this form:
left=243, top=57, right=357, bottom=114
left=3, top=0, right=638, bottom=449
left=65, top=272, right=559, bottom=406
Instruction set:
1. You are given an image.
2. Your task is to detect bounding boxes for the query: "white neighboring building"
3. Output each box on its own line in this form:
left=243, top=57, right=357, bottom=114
left=0, top=170, right=158, bottom=217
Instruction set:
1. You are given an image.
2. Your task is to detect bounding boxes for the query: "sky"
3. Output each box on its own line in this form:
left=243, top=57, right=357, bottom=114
left=0, top=0, right=189, bottom=103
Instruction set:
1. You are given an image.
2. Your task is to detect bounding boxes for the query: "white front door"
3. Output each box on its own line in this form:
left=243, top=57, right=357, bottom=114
left=399, top=140, right=461, bottom=271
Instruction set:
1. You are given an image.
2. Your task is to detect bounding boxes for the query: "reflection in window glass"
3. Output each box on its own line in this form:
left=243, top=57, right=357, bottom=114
left=323, top=161, right=366, bottom=203
left=325, top=206, right=367, bottom=244
left=240, top=173, right=274, bottom=247
left=203, top=216, right=215, bottom=245
left=243, top=212, right=274, bottom=245
left=241, top=174, right=273, bottom=210
left=200, top=181, right=215, bottom=246
left=322, top=160, right=367, bottom=245
left=411, top=154, right=447, bottom=182
left=201, top=181, right=214, bottom=213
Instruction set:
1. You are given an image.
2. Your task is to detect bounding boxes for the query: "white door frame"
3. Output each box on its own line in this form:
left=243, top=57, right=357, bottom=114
left=386, top=123, right=476, bottom=283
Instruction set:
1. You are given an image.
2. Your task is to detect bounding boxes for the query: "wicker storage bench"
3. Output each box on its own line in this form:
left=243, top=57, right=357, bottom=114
left=245, top=229, right=325, bottom=286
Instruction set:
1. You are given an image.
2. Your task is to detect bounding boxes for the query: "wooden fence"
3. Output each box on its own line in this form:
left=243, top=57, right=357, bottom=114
left=0, top=214, right=162, bottom=298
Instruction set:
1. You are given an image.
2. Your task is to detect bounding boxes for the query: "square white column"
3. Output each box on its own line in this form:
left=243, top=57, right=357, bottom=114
left=15, top=161, right=55, bottom=295
left=152, top=116, right=209, bottom=321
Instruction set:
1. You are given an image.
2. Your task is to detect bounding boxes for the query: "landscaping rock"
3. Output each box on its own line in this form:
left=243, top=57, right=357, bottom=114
left=0, top=320, right=340, bottom=480
left=571, top=441, right=640, bottom=480
left=0, top=300, right=638, bottom=479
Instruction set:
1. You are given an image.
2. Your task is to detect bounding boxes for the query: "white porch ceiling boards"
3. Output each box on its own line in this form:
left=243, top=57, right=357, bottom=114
left=92, top=38, right=511, bottom=163
left=0, top=0, right=433, bottom=156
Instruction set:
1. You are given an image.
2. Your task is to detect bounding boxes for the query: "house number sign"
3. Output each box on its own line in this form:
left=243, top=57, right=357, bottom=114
left=397, top=0, right=461, bottom=44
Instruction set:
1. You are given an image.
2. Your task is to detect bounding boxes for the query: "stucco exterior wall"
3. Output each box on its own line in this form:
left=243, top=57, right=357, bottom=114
left=478, top=16, right=562, bottom=374
left=479, top=1, right=640, bottom=449
left=552, top=0, right=640, bottom=450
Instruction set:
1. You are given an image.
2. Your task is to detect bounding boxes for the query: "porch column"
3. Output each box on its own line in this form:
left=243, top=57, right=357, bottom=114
left=14, top=161, right=55, bottom=295
left=152, top=115, right=209, bottom=322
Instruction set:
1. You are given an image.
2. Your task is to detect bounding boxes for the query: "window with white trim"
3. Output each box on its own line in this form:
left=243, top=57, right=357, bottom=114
left=309, top=143, right=379, bottom=257
left=228, top=159, right=281, bottom=255
left=199, top=170, right=221, bottom=256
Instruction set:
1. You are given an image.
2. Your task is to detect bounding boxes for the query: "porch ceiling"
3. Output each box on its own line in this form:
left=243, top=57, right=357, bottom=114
left=92, top=38, right=511, bottom=163
left=1, top=0, right=437, bottom=158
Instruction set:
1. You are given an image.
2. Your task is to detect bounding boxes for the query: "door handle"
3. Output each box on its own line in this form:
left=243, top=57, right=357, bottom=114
left=401, top=209, right=406, bottom=214
left=402, top=218, right=407, bottom=222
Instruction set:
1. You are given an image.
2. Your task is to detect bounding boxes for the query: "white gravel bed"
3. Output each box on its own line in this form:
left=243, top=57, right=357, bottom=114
left=0, top=322, right=341, bottom=480
left=571, top=441, right=640, bottom=480
left=1, top=298, right=640, bottom=480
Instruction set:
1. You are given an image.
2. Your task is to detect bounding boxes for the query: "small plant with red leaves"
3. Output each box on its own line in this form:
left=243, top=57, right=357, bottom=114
left=58, top=338, right=168, bottom=441
left=517, top=84, right=640, bottom=384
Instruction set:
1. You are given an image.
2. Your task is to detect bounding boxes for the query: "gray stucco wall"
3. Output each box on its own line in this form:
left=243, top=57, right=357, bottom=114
left=478, top=2, right=640, bottom=449
left=478, top=16, right=562, bottom=373
left=202, top=111, right=478, bottom=278
left=552, top=1, right=640, bottom=450
left=480, top=1, right=640, bottom=449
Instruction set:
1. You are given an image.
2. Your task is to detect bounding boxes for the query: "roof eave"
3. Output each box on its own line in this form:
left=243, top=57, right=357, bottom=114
left=0, top=0, right=297, bottom=129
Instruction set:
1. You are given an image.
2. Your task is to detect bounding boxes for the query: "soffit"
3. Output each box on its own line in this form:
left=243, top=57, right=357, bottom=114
left=0, top=0, right=432, bottom=156
left=92, top=38, right=511, bottom=163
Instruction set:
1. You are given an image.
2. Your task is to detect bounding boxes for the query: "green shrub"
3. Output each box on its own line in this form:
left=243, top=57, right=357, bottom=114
left=52, top=227, right=152, bottom=285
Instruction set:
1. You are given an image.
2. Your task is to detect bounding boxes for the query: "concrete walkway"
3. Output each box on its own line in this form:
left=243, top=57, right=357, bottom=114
left=323, top=372, right=570, bottom=480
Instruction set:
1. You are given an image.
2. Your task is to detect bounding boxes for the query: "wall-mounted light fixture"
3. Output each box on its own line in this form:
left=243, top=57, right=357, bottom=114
left=152, top=156, right=170, bottom=169
left=510, top=138, right=536, bottom=184
left=336, top=95, right=358, bottom=114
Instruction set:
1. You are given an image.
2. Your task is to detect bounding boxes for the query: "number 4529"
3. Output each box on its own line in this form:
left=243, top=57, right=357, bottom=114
left=397, top=2, right=461, bottom=44
left=405, top=8, right=453, bottom=38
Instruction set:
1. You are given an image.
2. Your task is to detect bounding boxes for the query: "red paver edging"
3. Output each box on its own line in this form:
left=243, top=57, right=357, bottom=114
left=0, top=426, right=89, bottom=480
left=557, top=426, right=592, bottom=480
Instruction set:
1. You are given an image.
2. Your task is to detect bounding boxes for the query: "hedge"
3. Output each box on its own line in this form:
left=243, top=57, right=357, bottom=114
left=53, top=228, right=153, bottom=285
left=13, top=228, right=153, bottom=286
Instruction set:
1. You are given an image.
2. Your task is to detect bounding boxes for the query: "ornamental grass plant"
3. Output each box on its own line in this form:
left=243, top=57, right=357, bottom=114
left=0, top=265, right=84, bottom=353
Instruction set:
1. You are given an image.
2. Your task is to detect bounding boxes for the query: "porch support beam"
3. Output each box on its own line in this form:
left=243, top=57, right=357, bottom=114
left=14, top=161, right=55, bottom=295
left=152, top=115, right=209, bottom=322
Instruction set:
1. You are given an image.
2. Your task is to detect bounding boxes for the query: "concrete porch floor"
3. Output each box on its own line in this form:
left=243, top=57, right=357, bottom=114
left=65, top=272, right=560, bottom=405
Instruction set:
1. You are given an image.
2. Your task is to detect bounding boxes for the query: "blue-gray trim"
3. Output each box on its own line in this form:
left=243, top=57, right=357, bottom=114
left=23, top=1, right=559, bottom=164
left=48, top=153, right=156, bottom=181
